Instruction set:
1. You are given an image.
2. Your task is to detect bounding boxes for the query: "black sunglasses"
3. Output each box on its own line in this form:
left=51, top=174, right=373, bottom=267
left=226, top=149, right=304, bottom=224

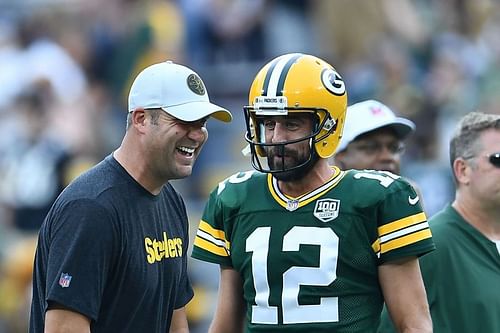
left=463, top=152, right=500, bottom=168
left=488, top=152, right=500, bottom=168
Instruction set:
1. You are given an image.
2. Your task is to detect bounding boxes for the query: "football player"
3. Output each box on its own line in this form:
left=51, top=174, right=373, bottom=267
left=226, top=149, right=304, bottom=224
left=191, top=53, right=434, bottom=333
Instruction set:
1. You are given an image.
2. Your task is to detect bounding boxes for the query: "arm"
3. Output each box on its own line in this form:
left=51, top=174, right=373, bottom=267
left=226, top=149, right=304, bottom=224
left=208, top=266, right=246, bottom=333
left=379, top=257, right=432, bottom=333
left=169, top=307, right=190, bottom=333
left=45, top=306, right=91, bottom=333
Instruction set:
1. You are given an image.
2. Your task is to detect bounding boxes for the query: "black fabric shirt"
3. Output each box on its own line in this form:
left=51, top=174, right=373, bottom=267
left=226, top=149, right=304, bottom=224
left=30, top=154, right=193, bottom=332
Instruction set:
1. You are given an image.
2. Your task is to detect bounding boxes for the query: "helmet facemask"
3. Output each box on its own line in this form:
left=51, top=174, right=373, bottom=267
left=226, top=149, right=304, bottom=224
left=244, top=105, right=337, bottom=177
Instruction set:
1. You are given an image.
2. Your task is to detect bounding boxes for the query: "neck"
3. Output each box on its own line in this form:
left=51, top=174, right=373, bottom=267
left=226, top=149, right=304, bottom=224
left=113, top=140, right=164, bottom=195
left=277, top=160, right=334, bottom=197
left=452, top=193, right=500, bottom=240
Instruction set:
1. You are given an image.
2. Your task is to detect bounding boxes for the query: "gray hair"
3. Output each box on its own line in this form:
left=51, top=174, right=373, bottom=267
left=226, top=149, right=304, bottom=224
left=449, top=111, right=500, bottom=170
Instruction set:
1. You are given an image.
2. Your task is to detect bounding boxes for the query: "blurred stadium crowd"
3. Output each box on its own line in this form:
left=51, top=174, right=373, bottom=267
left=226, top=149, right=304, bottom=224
left=0, top=0, right=499, bottom=331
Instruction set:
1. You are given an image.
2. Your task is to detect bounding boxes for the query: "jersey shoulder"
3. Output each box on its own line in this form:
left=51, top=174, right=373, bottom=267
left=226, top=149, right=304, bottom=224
left=339, top=169, right=417, bottom=201
left=193, top=170, right=266, bottom=265
left=208, top=170, right=267, bottom=206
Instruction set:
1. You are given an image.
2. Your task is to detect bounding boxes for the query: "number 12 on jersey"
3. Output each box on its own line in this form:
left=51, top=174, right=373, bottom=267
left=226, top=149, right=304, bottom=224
left=246, top=226, right=340, bottom=324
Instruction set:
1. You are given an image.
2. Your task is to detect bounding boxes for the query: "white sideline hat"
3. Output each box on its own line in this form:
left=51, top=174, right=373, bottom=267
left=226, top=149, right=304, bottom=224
left=128, top=61, right=232, bottom=122
left=336, top=99, right=415, bottom=152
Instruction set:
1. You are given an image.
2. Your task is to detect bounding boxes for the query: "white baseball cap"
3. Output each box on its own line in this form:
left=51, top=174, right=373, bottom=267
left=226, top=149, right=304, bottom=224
left=128, top=61, right=232, bottom=122
left=336, top=99, right=415, bottom=152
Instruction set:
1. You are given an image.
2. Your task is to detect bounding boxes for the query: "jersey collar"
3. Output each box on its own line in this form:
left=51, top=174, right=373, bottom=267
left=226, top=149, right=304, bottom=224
left=267, top=166, right=345, bottom=211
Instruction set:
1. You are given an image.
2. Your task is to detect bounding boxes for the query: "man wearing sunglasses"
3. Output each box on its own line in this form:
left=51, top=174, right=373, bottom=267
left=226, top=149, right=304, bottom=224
left=333, top=99, right=415, bottom=176
left=379, top=111, right=500, bottom=333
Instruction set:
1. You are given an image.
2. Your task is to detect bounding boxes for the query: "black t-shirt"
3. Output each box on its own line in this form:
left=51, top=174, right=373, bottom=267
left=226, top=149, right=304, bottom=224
left=30, top=155, right=194, bottom=332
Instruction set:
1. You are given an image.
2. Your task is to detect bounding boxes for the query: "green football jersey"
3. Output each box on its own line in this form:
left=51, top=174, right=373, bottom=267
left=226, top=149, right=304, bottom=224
left=192, top=168, right=435, bottom=333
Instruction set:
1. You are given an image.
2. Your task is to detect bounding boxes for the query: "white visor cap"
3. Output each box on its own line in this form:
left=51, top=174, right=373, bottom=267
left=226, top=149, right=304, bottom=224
left=337, top=99, right=415, bottom=152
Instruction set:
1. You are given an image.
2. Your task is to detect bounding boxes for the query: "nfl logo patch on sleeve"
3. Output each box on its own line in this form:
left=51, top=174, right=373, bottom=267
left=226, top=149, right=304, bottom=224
left=59, top=272, right=73, bottom=288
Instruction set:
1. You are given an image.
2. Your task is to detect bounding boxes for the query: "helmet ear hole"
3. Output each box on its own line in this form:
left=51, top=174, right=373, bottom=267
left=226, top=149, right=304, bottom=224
left=315, top=116, right=344, bottom=158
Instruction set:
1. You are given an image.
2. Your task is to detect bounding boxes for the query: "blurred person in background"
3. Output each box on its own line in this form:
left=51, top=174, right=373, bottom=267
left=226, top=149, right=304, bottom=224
left=181, top=0, right=266, bottom=66
left=191, top=53, right=434, bottom=333
left=333, top=99, right=415, bottom=175
left=181, top=0, right=315, bottom=66
left=379, top=111, right=500, bottom=333
left=0, top=237, right=37, bottom=333
left=29, top=61, right=232, bottom=333
left=0, top=86, right=75, bottom=232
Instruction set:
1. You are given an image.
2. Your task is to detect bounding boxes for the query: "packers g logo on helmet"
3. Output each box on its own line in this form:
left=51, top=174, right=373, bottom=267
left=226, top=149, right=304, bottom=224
left=322, top=68, right=346, bottom=96
left=243, top=53, right=348, bottom=173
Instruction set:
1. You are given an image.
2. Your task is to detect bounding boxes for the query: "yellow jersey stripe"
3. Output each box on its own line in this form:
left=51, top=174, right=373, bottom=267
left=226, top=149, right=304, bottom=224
left=193, top=236, right=229, bottom=257
left=378, top=212, right=427, bottom=236
left=381, top=229, right=432, bottom=254
left=372, top=238, right=380, bottom=253
left=198, top=220, right=227, bottom=242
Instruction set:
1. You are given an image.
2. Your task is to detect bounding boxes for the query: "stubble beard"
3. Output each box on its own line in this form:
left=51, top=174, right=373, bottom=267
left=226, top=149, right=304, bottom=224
left=267, top=146, right=319, bottom=181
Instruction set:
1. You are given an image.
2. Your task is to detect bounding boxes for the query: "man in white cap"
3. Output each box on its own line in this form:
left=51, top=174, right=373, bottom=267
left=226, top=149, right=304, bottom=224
left=29, top=61, right=232, bottom=333
left=333, top=99, right=415, bottom=175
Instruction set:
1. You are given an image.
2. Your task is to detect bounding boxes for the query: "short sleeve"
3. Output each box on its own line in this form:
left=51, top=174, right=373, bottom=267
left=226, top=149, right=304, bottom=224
left=191, top=188, right=233, bottom=267
left=45, top=199, right=117, bottom=320
left=376, top=179, right=435, bottom=264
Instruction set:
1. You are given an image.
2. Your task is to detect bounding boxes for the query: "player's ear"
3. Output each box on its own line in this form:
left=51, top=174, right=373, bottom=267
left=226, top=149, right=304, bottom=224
left=453, top=157, right=471, bottom=185
left=130, top=108, right=147, bottom=131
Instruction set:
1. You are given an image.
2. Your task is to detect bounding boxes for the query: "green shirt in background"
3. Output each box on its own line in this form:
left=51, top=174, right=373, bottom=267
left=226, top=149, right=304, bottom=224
left=379, top=204, right=500, bottom=333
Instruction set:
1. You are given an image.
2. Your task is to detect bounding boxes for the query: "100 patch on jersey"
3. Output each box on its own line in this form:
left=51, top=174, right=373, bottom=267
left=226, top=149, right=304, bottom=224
left=313, top=199, right=340, bottom=222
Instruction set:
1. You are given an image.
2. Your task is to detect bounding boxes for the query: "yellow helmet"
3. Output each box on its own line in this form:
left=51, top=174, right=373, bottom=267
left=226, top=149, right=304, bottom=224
left=244, top=53, right=348, bottom=173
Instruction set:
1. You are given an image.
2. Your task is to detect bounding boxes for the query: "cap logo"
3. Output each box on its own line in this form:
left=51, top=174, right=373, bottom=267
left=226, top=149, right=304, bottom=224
left=370, top=106, right=384, bottom=116
left=187, top=74, right=205, bottom=95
